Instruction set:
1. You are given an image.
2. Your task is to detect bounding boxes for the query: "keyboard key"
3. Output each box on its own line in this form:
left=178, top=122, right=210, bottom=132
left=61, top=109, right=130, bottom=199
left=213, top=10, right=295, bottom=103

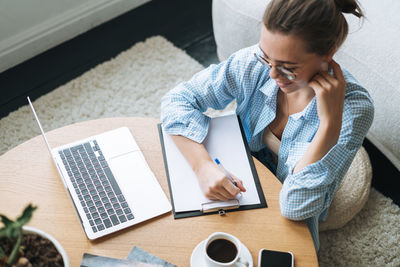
left=103, top=219, right=112, bottom=228
left=90, top=189, right=97, bottom=196
left=89, top=220, right=94, bottom=226
left=97, top=224, right=105, bottom=231
left=101, top=197, right=109, bottom=203
left=107, top=209, right=115, bottom=215
left=89, top=206, right=96, bottom=213
left=121, top=202, right=128, bottom=209
left=98, top=207, right=105, bottom=213
left=105, top=203, right=112, bottom=209
left=116, top=209, right=123, bottom=215
left=99, top=191, right=106, bottom=198
left=107, top=192, right=115, bottom=198
left=79, top=183, right=86, bottom=190
left=63, top=149, right=72, bottom=157
left=84, top=142, right=94, bottom=153
left=119, top=215, right=127, bottom=223
left=95, top=201, right=102, bottom=207
left=92, top=226, right=98, bottom=233
left=117, top=195, right=125, bottom=202
left=81, top=189, right=89, bottom=196
left=84, top=195, right=91, bottom=201
left=126, top=213, right=134, bottom=220
left=86, top=213, right=92, bottom=220
left=105, top=186, right=112, bottom=193
left=110, top=197, right=117, bottom=204
left=93, top=195, right=100, bottom=202
left=113, top=203, right=120, bottom=210
left=94, top=218, right=102, bottom=225
left=124, top=208, right=131, bottom=214
left=103, top=167, right=122, bottom=195
left=110, top=215, right=120, bottom=225
left=87, top=200, right=94, bottom=207
left=101, top=213, right=108, bottom=220
left=92, top=212, right=100, bottom=219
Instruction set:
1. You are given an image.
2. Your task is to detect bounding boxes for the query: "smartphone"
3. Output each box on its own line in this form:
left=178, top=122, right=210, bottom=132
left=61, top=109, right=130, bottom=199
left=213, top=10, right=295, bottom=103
left=258, top=248, right=294, bottom=267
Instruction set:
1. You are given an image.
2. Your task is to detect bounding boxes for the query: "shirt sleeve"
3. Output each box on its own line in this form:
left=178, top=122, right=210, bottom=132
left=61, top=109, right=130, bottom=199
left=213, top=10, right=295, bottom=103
left=161, top=50, right=248, bottom=143
left=279, top=83, right=374, bottom=221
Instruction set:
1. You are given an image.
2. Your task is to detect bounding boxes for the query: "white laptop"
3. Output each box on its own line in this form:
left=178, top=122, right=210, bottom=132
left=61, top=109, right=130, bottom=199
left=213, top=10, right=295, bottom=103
left=28, top=97, right=171, bottom=239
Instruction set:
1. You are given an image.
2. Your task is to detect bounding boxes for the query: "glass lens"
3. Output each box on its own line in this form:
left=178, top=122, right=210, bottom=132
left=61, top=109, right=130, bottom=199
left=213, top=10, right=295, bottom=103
left=254, top=53, right=296, bottom=81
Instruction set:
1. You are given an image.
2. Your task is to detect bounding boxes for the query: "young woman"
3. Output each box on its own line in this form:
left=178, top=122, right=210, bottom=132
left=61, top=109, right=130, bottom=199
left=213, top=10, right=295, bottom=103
left=161, top=0, right=374, bottom=250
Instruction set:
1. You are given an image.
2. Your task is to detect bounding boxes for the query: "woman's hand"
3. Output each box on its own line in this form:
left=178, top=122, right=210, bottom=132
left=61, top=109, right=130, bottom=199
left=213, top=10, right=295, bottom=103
left=308, top=60, right=346, bottom=131
left=195, top=160, right=246, bottom=201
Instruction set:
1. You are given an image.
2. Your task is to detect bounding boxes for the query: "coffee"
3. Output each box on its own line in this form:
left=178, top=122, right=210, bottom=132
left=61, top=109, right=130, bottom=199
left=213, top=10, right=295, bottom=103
left=206, top=238, right=238, bottom=263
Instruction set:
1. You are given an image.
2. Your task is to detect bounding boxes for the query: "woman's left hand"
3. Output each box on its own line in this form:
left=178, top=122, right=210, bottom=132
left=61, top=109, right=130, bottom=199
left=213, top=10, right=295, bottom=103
left=308, top=60, right=346, bottom=129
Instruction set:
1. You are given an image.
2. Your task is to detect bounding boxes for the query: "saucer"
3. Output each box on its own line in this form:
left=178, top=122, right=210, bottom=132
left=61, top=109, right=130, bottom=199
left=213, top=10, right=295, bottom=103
left=190, top=239, right=253, bottom=267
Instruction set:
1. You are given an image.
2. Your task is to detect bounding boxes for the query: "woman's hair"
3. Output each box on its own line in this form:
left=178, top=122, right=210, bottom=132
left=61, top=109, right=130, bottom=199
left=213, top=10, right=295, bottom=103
left=263, top=0, right=364, bottom=56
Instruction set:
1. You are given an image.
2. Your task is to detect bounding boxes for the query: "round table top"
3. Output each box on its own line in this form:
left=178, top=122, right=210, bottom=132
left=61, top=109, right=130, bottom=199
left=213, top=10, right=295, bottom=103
left=0, top=117, right=318, bottom=266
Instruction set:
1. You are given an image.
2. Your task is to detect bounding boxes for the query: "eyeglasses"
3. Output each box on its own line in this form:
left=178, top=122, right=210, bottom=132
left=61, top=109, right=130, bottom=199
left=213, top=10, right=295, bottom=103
left=254, top=52, right=297, bottom=81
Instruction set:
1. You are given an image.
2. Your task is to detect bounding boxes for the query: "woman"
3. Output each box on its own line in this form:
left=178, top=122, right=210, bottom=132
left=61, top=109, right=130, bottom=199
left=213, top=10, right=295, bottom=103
left=161, top=0, right=374, bottom=251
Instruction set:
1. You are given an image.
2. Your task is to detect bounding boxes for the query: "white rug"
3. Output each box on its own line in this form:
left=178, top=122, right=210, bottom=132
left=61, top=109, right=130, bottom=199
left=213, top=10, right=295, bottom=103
left=1, top=36, right=399, bottom=266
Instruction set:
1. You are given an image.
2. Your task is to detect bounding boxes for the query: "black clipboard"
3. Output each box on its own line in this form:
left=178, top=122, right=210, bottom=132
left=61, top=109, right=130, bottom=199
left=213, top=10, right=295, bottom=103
left=158, top=115, right=267, bottom=219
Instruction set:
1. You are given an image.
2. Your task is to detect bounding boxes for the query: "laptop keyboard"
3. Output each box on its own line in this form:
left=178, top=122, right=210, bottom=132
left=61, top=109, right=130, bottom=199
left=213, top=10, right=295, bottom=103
left=58, top=140, right=134, bottom=233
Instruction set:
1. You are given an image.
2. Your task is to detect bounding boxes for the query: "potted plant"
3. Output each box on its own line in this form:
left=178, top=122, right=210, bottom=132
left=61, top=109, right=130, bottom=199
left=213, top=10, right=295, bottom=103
left=0, top=204, right=69, bottom=267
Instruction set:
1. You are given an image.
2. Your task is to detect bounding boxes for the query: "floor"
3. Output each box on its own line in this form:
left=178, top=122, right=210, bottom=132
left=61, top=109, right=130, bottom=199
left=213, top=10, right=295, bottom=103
left=1, top=0, right=398, bottom=206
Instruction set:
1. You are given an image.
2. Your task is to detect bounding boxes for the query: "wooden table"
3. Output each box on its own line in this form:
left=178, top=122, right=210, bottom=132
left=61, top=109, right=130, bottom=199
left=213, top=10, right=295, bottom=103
left=0, top=118, right=318, bottom=266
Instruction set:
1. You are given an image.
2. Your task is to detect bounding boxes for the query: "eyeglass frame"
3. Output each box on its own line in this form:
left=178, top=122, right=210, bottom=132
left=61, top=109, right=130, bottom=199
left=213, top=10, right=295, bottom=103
left=254, top=52, right=297, bottom=81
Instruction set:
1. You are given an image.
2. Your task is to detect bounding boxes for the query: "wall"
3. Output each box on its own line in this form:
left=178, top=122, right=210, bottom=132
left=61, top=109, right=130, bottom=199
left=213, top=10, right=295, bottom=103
left=0, top=0, right=150, bottom=73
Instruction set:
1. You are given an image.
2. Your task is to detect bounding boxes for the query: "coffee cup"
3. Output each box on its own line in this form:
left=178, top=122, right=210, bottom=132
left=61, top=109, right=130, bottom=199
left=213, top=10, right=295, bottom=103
left=204, top=232, right=249, bottom=267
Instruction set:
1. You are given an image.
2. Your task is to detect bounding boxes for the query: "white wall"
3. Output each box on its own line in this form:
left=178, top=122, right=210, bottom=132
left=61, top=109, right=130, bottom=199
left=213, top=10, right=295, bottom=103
left=0, top=0, right=151, bottom=73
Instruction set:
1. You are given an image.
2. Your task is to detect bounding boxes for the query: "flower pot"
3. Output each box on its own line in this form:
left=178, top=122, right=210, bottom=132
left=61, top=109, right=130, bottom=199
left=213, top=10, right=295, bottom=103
left=22, top=226, right=70, bottom=267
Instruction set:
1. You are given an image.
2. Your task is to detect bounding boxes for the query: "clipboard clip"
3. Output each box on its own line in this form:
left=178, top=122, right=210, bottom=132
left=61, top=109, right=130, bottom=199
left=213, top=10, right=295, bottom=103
left=201, top=199, right=240, bottom=216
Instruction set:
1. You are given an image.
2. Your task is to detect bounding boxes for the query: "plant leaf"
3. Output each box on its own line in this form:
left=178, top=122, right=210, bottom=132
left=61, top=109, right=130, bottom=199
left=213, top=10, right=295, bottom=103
left=0, top=246, right=5, bottom=259
left=16, top=204, right=37, bottom=226
left=7, top=229, right=22, bottom=265
left=0, top=214, right=13, bottom=228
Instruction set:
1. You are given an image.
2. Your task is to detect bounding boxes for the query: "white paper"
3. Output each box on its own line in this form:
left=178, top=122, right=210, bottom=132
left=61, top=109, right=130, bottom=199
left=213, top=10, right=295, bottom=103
left=161, top=114, right=261, bottom=212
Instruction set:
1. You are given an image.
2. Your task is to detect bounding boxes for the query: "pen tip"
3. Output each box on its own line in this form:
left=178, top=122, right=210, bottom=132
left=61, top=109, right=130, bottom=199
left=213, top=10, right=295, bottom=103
left=214, top=158, right=220, bottom=164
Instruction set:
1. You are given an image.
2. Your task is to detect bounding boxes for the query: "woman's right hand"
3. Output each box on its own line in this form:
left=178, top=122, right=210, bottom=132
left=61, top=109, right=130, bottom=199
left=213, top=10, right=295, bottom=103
left=195, top=160, right=246, bottom=201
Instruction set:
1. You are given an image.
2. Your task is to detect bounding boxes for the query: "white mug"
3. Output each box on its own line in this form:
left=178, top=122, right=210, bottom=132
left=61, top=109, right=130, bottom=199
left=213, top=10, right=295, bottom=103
left=204, top=232, right=249, bottom=267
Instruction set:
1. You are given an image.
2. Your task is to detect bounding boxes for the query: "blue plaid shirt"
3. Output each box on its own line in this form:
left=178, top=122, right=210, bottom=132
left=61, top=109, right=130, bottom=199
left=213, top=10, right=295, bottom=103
left=161, top=45, right=374, bottom=251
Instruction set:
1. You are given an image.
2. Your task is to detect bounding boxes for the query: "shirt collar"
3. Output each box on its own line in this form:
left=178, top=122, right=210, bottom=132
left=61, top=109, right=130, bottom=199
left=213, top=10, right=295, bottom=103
left=290, top=96, right=317, bottom=121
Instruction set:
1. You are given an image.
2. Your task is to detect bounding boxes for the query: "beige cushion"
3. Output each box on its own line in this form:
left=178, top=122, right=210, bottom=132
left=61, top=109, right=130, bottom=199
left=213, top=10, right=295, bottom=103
left=319, top=147, right=372, bottom=231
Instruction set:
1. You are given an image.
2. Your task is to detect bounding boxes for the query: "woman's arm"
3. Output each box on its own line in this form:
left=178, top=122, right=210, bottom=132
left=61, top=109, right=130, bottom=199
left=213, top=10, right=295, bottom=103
left=293, top=60, right=345, bottom=173
left=171, top=135, right=246, bottom=201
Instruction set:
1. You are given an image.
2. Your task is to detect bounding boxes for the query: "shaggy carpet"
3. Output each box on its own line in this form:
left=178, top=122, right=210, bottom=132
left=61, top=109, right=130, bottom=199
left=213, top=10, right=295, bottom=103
left=1, top=36, right=399, bottom=266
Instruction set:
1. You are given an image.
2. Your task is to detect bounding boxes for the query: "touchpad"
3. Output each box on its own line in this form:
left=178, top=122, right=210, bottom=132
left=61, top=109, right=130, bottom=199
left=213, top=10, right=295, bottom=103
left=108, top=151, right=155, bottom=199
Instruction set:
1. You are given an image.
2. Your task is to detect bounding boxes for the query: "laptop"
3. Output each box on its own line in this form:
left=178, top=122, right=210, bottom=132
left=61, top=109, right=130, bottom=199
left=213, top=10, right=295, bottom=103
left=27, top=97, right=171, bottom=239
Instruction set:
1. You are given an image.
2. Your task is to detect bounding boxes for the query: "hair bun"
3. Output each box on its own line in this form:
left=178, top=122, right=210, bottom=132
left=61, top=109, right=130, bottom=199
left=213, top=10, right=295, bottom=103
left=334, top=0, right=362, bottom=17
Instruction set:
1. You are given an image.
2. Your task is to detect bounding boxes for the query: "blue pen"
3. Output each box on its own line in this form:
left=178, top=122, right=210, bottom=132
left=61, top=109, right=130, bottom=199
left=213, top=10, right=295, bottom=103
left=214, top=158, right=238, bottom=187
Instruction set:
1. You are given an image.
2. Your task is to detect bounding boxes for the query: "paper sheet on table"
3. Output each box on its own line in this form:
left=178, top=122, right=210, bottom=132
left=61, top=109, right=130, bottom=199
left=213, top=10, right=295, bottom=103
left=161, top=114, right=261, bottom=212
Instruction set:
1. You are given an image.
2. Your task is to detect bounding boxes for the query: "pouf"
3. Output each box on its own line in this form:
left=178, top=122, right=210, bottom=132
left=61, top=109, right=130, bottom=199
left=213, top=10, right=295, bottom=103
left=212, top=0, right=373, bottom=231
left=319, top=147, right=372, bottom=231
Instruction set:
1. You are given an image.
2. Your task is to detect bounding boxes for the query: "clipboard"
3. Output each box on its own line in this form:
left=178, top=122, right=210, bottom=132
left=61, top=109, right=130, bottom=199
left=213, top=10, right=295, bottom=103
left=158, top=114, right=267, bottom=219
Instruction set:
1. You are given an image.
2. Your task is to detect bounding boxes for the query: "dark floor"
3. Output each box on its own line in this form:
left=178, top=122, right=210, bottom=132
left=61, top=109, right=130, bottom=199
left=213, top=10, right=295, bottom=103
left=0, top=0, right=399, bottom=206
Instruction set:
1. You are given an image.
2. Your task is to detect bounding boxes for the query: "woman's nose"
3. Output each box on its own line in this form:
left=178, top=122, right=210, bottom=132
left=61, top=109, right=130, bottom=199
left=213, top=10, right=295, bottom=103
left=269, top=66, right=282, bottom=80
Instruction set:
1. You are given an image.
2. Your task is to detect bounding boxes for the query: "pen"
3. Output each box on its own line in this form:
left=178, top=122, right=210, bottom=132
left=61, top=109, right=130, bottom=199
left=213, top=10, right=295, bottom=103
left=214, top=158, right=238, bottom=187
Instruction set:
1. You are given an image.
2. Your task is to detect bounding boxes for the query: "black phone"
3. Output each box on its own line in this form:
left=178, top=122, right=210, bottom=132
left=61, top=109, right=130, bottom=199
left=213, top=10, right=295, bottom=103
left=258, top=248, right=294, bottom=267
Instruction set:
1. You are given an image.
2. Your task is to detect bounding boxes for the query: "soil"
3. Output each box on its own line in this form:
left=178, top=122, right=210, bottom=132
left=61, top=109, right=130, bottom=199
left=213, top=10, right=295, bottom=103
left=0, top=233, right=64, bottom=267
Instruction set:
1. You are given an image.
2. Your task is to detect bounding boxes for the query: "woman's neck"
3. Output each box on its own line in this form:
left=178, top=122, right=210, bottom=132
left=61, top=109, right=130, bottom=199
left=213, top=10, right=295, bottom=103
left=284, top=86, right=315, bottom=115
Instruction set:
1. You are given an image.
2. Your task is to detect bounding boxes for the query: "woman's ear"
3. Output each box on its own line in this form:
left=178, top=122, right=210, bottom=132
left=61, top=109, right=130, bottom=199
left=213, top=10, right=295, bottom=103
left=324, top=47, right=337, bottom=62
